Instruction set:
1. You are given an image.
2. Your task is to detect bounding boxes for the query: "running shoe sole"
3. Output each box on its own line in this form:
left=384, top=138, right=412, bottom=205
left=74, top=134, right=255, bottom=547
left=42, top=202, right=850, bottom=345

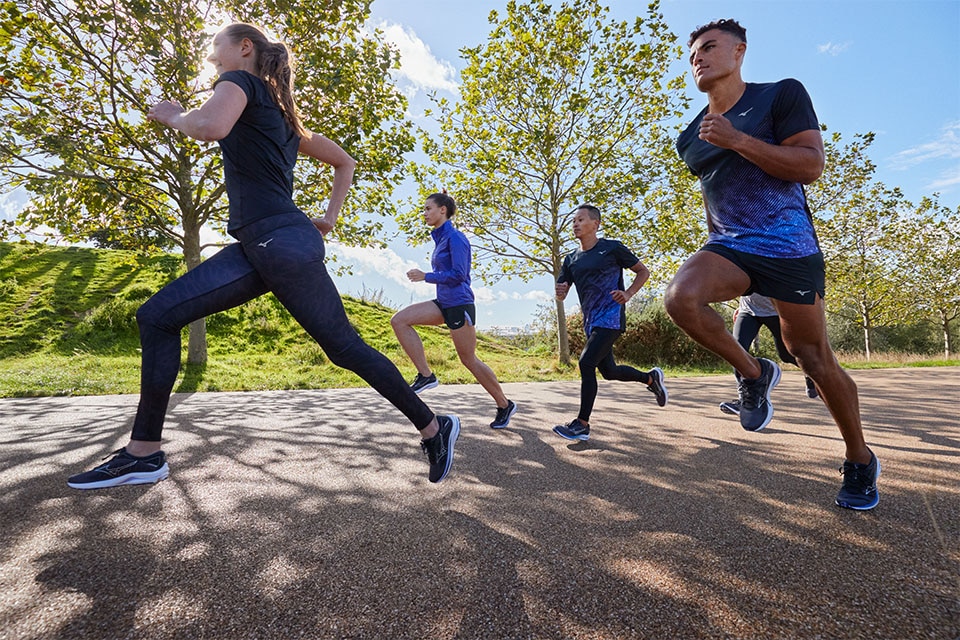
left=67, top=463, right=170, bottom=490
left=433, top=415, right=460, bottom=483
left=552, top=425, right=590, bottom=441
left=412, top=380, right=439, bottom=394
left=648, top=367, right=668, bottom=406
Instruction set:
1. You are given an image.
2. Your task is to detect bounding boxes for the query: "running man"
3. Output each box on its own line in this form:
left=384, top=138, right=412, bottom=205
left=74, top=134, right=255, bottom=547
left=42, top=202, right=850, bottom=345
left=553, top=205, right=668, bottom=441
left=67, top=23, right=459, bottom=488
left=391, top=192, right=517, bottom=429
left=664, top=19, right=879, bottom=509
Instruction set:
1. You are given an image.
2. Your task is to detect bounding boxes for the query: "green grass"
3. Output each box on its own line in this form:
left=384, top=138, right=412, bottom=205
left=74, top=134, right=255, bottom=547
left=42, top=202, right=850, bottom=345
left=0, top=241, right=955, bottom=398
left=0, top=241, right=578, bottom=397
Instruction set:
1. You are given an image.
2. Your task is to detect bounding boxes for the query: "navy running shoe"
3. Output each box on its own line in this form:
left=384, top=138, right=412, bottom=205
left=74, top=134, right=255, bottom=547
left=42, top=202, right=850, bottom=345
left=67, top=448, right=169, bottom=490
left=835, top=450, right=881, bottom=510
left=490, top=400, right=517, bottom=429
left=421, top=415, right=460, bottom=483
left=646, top=367, right=668, bottom=407
left=410, top=373, right=439, bottom=394
left=552, top=419, right=590, bottom=441
left=736, top=358, right=781, bottom=431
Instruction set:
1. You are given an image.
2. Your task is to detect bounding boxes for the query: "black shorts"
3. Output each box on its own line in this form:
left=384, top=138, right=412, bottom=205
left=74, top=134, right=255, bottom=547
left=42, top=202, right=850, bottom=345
left=700, top=244, right=825, bottom=305
left=433, top=300, right=476, bottom=330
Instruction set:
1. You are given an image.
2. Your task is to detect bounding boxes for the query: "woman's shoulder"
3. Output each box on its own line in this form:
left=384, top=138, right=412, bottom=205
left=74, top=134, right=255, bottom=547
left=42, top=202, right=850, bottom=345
left=215, top=70, right=262, bottom=96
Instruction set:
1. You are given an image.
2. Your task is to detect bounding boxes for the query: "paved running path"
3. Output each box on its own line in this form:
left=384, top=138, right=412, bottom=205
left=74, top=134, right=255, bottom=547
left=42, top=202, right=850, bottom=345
left=0, top=368, right=957, bottom=639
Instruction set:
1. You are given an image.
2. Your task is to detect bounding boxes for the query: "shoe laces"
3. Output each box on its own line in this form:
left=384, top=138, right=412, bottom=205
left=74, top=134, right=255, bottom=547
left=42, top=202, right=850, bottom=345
left=839, top=461, right=873, bottom=492
left=421, top=427, right=446, bottom=463
left=738, top=372, right=766, bottom=410
left=420, top=438, right=436, bottom=463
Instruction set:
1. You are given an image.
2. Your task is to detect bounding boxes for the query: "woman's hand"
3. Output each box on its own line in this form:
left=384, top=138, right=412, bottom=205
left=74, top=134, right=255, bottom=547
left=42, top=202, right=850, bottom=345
left=407, top=269, right=426, bottom=282
left=147, top=100, right=185, bottom=128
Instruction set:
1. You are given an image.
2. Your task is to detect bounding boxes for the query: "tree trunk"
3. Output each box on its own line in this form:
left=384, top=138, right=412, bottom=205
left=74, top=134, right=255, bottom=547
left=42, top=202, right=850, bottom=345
left=942, top=310, right=952, bottom=358
left=862, top=314, right=872, bottom=361
left=181, top=223, right=208, bottom=365
left=557, top=298, right=570, bottom=366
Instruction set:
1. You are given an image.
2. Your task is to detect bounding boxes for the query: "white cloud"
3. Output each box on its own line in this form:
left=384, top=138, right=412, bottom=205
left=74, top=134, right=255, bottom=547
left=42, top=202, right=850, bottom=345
left=473, top=286, right=552, bottom=304
left=817, top=41, right=851, bottom=56
left=889, top=120, right=960, bottom=169
left=327, top=242, right=431, bottom=294
left=927, top=165, right=960, bottom=191
left=375, top=21, right=459, bottom=94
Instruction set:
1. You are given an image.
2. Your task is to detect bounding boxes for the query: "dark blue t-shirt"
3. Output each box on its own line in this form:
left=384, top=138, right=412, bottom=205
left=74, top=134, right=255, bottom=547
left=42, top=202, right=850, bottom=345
left=676, top=79, right=820, bottom=258
left=558, top=238, right=640, bottom=334
left=214, top=70, right=302, bottom=234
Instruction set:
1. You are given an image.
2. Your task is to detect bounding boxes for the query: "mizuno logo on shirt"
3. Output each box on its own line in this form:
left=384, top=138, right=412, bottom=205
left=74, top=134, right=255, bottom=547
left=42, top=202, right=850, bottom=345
left=795, top=289, right=811, bottom=296
left=258, top=238, right=274, bottom=248
left=739, top=107, right=754, bottom=117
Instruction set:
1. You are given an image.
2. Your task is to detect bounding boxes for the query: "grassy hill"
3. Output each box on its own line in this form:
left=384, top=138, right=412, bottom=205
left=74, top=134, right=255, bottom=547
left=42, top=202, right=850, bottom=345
left=0, top=241, right=572, bottom=397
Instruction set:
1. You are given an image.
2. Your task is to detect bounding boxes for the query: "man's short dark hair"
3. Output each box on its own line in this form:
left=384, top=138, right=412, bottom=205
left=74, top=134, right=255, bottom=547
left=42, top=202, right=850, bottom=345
left=576, top=204, right=601, bottom=221
left=688, top=19, right=746, bottom=48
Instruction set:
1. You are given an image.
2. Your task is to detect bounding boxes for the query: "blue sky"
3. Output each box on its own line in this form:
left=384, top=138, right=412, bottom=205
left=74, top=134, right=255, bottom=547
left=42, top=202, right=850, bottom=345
left=325, top=0, right=958, bottom=330
left=3, top=0, right=958, bottom=331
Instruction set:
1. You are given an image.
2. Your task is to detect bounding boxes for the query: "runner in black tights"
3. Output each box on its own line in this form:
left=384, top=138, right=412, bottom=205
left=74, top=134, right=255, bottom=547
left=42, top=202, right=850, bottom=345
left=552, top=205, right=668, bottom=442
left=67, top=22, right=459, bottom=489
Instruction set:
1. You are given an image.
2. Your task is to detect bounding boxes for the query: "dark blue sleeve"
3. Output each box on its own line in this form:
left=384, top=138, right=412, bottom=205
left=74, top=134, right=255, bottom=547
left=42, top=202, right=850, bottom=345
left=558, top=254, right=573, bottom=284
left=425, top=233, right=471, bottom=286
left=612, top=241, right=641, bottom=270
left=772, top=78, right=820, bottom=143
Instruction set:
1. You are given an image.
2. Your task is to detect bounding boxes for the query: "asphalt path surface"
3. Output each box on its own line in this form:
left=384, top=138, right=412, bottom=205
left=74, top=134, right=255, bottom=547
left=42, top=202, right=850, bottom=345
left=1, top=368, right=957, bottom=639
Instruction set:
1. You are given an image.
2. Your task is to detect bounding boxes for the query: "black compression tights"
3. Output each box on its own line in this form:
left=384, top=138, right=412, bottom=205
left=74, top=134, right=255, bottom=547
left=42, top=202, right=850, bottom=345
left=732, top=312, right=798, bottom=365
left=131, top=216, right=435, bottom=441
left=577, top=327, right=648, bottom=424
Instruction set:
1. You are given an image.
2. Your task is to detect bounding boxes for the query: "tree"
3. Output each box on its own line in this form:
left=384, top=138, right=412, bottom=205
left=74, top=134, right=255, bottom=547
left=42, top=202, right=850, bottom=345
left=816, top=182, right=907, bottom=359
left=900, top=197, right=960, bottom=357
left=401, top=0, right=687, bottom=364
left=807, top=129, right=904, bottom=359
left=0, top=0, right=414, bottom=363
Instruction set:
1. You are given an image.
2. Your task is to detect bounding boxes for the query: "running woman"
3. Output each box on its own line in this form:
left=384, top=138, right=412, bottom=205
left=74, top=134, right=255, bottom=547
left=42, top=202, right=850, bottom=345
left=664, top=19, right=879, bottom=509
left=552, top=205, right=668, bottom=441
left=67, top=23, right=459, bottom=488
left=391, top=192, right=518, bottom=429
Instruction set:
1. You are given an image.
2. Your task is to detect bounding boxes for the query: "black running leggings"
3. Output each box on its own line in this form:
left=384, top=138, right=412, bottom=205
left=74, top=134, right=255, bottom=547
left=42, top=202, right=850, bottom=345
left=577, top=327, right=648, bottom=423
left=732, top=312, right=797, bottom=365
left=131, top=213, right=435, bottom=441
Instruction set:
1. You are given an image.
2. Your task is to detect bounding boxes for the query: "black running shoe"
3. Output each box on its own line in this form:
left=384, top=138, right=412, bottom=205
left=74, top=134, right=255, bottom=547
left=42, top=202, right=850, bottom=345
left=421, top=415, right=460, bottom=483
left=805, top=376, right=819, bottom=399
left=719, top=400, right=741, bottom=416
left=490, top=400, right=517, bottom=429
left=835, top=450, right=880, bottom=510
left=737, top=358, right=781, bottom=432
left=552, top=418, right=590, bottom=441
left=67, top=448, right=169, bottom=490
left=646, top=367, right=668, bottom=407
left=410, top=373, right=439, bottom=394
